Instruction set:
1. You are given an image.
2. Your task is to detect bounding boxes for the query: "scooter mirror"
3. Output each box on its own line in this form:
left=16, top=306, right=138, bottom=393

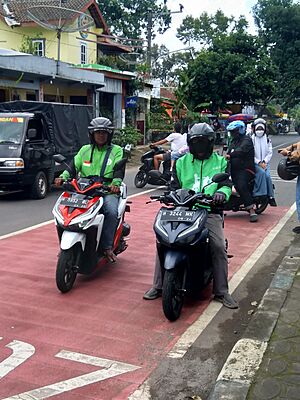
left=212, top=172, right=229, bottom=183
left=53, top=154, right=66, bottom=164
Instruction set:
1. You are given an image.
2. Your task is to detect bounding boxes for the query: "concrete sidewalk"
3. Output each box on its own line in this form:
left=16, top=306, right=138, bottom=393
left=208, top=237, right=300, bottom=400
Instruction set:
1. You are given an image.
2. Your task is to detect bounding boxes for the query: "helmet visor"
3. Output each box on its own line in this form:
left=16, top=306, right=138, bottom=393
left=189, top=137, right=213, bottom=159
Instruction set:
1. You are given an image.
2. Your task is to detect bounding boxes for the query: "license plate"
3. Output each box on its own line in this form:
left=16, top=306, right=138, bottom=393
left=60, top=197, right=89, bottom=208
left=161, top=210, right=196, bottom=222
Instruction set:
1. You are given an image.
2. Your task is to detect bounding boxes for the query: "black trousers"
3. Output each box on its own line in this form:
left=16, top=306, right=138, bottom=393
left=231, top=170, right=254, bottom=208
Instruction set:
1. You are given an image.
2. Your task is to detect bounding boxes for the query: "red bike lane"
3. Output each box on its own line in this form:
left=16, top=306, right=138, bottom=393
left=0, top=196, right=289, bottom=400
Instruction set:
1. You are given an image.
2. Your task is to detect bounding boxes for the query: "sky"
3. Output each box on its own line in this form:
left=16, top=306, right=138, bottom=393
left=154, top=0, right=257, bottom=51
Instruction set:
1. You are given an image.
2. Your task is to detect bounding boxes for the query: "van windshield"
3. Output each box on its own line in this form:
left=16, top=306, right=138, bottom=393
left=0, top=117, right=25, bottom=144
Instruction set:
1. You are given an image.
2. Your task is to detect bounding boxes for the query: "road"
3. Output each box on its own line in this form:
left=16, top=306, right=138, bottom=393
left=0, top=133, right=299, bottom=400
left=0, top=134, right=298, bottom=236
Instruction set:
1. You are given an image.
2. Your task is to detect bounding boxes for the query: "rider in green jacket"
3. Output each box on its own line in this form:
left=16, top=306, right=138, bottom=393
left=144, top=123, right=238, bottom=309
left=55, top=117, right=124, bottom=262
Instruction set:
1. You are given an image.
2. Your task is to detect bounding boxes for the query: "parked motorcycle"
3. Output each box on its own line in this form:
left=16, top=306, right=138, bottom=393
left=52, top=155, right=130, bottom=293
left=148, top=173, right=228, bottom=321
left=134, top=145, right=171, bottom=188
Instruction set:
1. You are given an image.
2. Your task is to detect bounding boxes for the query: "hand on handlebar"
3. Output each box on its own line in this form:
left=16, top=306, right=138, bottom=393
left=54, top=177, right=64, bottom=187
left=109, top=184, right=120, bottom=194
left=212, top=192, right=226, bottom=204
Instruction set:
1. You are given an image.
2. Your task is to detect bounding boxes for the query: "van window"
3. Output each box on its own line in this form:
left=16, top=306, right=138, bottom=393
left=27, top=118, right=44, bottom=142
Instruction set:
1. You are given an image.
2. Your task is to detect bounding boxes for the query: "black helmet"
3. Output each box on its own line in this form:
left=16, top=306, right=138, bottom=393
left=88, top=117, right=114, bottom=145
left=277, top=158, right=300, bottom=180
left=187, top=123, right=215, bottom=160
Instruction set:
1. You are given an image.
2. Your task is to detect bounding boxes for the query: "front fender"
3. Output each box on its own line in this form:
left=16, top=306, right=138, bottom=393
left=60, top=231, right=86, bottom=251
left=164, top=249, right=187, bottom=270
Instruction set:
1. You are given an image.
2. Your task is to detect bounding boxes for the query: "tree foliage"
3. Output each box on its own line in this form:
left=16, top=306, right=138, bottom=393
left=97, top=0, right=171, bottom=41
left=176, top=10, right=277, bottom=111
left=253, top=0, right=300, bottom=108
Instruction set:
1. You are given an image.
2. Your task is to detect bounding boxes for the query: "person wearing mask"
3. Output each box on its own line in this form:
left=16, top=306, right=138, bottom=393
left=226, top=121, right=258, bottom=222
left=54, top=117, right=124, bottom=263
left=251, top=118, right=277, bottom=206
left=151, top=121, right=186, bottom=170
left=143, top=123, right=238, bottom=309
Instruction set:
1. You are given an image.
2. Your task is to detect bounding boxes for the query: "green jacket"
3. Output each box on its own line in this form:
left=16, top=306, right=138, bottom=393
left=174, top=152, right=232, bottom=201
left=60, top=144, right=123, bottom=186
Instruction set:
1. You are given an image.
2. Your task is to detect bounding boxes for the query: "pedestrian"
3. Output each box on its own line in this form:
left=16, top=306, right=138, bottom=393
left=279, top=141, right=300, bottom=233
left=143, top=123, right=238, bottom=309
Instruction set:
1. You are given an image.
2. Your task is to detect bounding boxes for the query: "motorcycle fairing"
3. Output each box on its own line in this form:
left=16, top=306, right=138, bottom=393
left=163, top=249, right=188, bottom=270
left=60, top=231, right=86, bottom=251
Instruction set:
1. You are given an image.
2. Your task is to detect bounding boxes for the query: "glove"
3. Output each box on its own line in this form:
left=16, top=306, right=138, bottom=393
left=213, top=192, right=226, bottom=204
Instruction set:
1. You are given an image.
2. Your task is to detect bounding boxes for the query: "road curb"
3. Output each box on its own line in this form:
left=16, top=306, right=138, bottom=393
left=208, top=252, right=300, bottom=400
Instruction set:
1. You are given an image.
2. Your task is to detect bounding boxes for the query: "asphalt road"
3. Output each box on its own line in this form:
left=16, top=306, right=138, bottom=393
left=0, top=133, right=298, bottom=237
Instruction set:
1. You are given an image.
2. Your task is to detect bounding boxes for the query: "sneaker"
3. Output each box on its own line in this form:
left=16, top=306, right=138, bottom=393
left=250, top=213, right=258, bottom=222
left=292, top=226, right=300, bottom=234
left=143, top=287, right=162, bottom=300
left=269, top=197, right=277, bottom=207
left=214, top=293, right=239, bottom=309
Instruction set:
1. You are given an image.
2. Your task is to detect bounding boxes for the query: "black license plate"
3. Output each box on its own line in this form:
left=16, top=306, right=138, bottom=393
left=161, top=210, right=196, bottom=222
left=60, top=197, right=89, bottom=208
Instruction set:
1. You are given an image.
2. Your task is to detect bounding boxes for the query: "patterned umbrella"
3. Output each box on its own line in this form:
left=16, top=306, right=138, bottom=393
left=228, top=114, right=255, bottom=123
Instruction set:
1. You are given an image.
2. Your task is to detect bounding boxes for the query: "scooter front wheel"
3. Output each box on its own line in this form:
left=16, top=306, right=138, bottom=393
left=56, top=246, right=79, bottom=293
left=162, top=269, right=184, bottom=321
left=254, top=196, right=269, bottom=215
left=134, top=171, right=148, bottom=188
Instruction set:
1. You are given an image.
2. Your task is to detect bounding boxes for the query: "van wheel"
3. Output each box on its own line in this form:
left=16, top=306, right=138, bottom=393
left=31, top=171, right=48, bottom=199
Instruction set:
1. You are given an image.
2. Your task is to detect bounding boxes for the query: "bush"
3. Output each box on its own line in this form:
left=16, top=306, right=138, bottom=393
left=113, top=126, right=143, bottom=147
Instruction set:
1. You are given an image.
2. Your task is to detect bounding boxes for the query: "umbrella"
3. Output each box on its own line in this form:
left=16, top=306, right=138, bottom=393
left=228, top=114, right=255, bottom=123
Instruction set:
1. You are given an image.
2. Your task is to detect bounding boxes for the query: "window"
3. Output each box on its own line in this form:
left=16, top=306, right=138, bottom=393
left=32, top=39, right=45, bottom=57
left=80, top=42, right=87, bottom=64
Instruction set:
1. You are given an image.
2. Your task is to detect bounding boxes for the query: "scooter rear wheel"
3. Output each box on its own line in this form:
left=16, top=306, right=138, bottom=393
left=162, top=269, right=184, bottom=321
left=134, top=171, right=148, bottom=188
left=56, top=246, right=79, bottom=293
left=254, top=197, right=269, bottom=215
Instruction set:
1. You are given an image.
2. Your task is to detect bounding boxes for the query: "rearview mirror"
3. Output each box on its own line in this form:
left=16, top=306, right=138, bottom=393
left=53, top=154, right=66, bottom=164
left=27, top=128, right=37, bottom=139
left=212, top=173, right=230, bottom=183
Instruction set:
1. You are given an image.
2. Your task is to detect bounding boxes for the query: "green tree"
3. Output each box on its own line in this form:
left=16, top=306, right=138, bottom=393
left=253, top=0, right=300, bottom=108
left=176, top=10, right=277, bottom=111
left=97, top=0, right=171, bottom=42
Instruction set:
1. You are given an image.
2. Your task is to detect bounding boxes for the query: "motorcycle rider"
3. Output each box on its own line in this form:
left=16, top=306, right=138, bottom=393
left=226, top=121, right=258, bottom=222
left=54, top=117, right=124, bottom=263
left=251, top=118, right=277, bottom=206
left=143, top=123, right=238, bottom=309
left=151, top=121, right=186, bottom=171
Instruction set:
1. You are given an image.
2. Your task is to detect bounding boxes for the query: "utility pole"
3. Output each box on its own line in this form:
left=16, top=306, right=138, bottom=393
left=146, top=1, right=184, bottom=76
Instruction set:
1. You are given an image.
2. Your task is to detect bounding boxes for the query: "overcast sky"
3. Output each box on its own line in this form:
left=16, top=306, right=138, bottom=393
left=154, top=0, right=257, bottom=51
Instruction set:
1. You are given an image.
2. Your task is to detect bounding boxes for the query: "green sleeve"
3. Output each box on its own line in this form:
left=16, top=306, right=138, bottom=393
left=111, top=146, right=124, bottom=187
left=60, top=148, right=83, bottom=180
left=216, top=157, right=232, bottom=201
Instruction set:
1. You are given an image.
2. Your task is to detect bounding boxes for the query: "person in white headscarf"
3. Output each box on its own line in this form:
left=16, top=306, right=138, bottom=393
left=251, top=119, right=277, bottom=206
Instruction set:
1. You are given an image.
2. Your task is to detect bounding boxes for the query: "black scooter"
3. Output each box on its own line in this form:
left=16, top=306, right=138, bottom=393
left=134, top=146, right=171, bottom=188
left=149, top=173, right=227, bottom=321
left=223, top=183, right=269, bottom=215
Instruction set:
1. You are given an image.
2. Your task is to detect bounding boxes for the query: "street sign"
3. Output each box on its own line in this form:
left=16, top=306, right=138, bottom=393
left=125, top=96, right=138, bottom=108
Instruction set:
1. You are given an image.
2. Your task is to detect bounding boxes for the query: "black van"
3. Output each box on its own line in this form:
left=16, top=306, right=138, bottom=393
left=0, top=101, right=93, bottom=198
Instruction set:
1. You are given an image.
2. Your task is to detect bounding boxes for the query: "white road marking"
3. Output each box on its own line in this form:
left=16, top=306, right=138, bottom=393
left=0, top=187, right=164, bottom=241
left=1, top=350, right=140, bottom=400
left=0, top=340, right=35, bottom=379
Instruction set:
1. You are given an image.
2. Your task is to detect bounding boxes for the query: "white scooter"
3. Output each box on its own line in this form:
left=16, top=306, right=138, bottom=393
left=52, top=155, right=130, bottom=293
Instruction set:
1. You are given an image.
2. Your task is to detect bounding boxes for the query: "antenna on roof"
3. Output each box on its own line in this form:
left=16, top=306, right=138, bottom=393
left=27, top=0, right=94, bottom=75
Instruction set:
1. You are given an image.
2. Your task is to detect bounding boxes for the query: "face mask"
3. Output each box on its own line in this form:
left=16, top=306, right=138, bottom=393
left=255, top=129, right=265, bottom=138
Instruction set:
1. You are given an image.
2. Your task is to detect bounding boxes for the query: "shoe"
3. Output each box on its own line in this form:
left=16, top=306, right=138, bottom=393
left=214, top=294, right=239, bottom=309
left=269, top=197, right=277, bottom=207
left=292, top=226, right=300, bottom=234
left=103, top=249, right=117, bottom=263
left=143, top=287, right=162, bottom=300
left=250, top=213, right=258, bottom=222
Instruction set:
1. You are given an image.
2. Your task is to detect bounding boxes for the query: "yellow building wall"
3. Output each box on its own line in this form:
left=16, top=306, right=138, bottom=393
left=0, top=15, right=101, bottom=65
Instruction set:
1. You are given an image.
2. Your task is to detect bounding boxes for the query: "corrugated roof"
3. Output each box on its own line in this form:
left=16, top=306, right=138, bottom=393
left=0, top=0, right=108, bottom=30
